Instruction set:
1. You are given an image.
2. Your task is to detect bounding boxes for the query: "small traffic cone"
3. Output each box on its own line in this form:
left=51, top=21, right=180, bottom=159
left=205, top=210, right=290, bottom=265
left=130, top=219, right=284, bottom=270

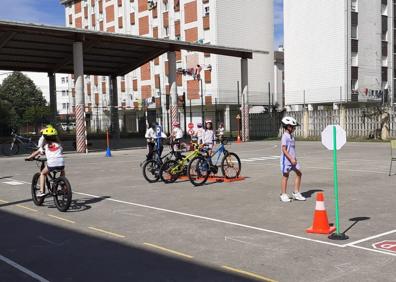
left=236, top=135, right=241, bottom=144
left=306, top=192, right=336, bottom=234
left=105, top=146, right=112, bottom=157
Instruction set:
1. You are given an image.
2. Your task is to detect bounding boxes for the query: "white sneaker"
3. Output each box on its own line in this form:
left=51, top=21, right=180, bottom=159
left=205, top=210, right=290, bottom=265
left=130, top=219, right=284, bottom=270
left=280, top=193, right=291, bottom=202
left=292, top=192, right=306, bottom=201
left=37, top=191, right=46, bottom=197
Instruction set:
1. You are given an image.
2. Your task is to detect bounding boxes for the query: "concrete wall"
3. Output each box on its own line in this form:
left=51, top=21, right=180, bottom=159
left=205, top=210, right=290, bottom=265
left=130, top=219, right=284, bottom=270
left=284, top=0, right=347, bottom=105
left=215, top=0, right=274, bottom=105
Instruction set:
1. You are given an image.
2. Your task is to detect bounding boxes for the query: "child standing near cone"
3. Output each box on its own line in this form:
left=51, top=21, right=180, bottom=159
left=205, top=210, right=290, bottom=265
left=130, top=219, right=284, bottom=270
left=280, top=117, right=306, bottom=202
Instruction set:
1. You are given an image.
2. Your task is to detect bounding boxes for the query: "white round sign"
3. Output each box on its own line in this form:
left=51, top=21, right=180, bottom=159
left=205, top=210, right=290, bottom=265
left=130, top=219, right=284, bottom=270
left=321, top=125, right=346, bottom=151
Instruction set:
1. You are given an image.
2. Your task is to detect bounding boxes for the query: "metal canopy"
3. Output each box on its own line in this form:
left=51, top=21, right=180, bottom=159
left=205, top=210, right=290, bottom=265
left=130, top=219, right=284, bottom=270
left=0, top=20, right=256, bottom=76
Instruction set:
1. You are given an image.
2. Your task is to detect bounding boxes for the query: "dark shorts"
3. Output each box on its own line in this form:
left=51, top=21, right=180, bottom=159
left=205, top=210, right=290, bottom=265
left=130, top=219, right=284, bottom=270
left=48, top=166, right=65, bottom=172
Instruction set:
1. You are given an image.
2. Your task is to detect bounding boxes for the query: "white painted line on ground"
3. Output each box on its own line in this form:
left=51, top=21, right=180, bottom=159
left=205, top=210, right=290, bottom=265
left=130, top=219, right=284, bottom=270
left=349, top=245, right=396, bottom=257
left=222, top=265, right=277, bottom=282
left=16, top=205, right=38, bottom=212
left=74, top=191, right=344, bottom=248
left=48, top=214, right=75, bottom=224
left=345, top=229, right=396, bottom=246
left=144, top=243, right=193, bottom=259
left=241, top=159, right=255, bottom=162
left=2, top=180, right=24, bottom=185
left=88, top=226, right=126, bottom=238
left=0, top=254, right=49, bottom=282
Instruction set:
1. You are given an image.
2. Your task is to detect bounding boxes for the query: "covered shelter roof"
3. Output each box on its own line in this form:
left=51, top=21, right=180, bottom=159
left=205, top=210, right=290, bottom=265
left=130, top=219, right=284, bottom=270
left=0, top=20, right=260, bottom=76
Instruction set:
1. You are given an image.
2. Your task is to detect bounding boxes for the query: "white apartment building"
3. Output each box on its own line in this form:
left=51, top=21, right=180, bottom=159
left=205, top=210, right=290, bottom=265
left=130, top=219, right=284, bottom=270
left=60, top=0, right=273, bottom=132
left=284, top=0, right=394, bottom=109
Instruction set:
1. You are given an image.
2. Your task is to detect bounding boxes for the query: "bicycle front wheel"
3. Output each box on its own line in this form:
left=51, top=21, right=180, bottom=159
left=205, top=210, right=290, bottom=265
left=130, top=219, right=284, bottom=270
left=31, top=173, right=44, bottom=206
left=1, top=141, right=19, bottom=156
left=221, top=152, right=241, bottom=179
left=143, top=160, right=161, bottom=183
left=188, top=156, right=210, bottom=186
left=53, top=176, right=72, bottom=212
left=160, top=160, right=180, bottom=184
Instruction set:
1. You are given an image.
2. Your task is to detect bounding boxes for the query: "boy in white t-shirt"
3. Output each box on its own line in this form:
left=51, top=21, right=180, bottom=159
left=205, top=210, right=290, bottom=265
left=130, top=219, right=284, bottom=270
left=26, top=127, right=65, bottom=197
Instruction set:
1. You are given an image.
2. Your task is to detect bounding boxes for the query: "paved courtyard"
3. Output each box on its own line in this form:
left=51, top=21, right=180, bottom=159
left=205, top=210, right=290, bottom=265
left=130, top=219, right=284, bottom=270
left=0, top=140, right=395, bottom=281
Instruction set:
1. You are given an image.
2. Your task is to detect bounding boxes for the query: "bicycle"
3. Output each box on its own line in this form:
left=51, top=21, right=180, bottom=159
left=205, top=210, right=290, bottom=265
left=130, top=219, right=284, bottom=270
left=25, top=157, right=72, bottom=212
left=1, top=129, right=38, bottom=156
left=142, top=138, right=181, bottom=183
left=160, top=143, right=209, bottom=185
left=188, top=138, right=241, bottom=186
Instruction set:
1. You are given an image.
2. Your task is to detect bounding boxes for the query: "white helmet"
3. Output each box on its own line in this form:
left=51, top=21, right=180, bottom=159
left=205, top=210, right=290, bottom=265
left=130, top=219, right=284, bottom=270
left=281, top=116, right=299, bottom=127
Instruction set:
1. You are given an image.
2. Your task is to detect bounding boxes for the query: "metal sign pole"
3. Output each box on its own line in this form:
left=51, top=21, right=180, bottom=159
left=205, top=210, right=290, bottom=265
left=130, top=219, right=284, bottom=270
left=329, top=125, right=348, bottom=240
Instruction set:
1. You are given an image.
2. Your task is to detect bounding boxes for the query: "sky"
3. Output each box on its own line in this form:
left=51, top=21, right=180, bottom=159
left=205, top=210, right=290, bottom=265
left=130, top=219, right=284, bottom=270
left=0, top=0, right=66, bottom=26
left=0, top=0, right=284, bottom=49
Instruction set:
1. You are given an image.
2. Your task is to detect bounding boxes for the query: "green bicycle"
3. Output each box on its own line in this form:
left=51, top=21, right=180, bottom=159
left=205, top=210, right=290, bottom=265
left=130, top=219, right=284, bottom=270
left=160, top=143, right=210, bottom=185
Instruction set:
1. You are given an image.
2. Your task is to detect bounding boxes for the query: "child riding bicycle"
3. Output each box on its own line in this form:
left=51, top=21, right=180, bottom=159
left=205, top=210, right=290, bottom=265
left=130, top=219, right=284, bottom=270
left=26, top=127, right=65, bottom=197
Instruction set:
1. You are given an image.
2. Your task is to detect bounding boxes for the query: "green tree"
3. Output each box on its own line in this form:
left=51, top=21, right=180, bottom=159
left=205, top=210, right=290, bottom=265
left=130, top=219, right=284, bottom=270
left=0, top=99, right=17, bottom=135
left=0, top=72, right=47, bottom=130
left=23, top=105, right=51, bottom=132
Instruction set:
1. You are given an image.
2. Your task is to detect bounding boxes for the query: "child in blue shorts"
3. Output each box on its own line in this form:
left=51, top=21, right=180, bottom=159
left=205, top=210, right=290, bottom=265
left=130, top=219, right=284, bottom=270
left=280, top=117, right=306, bottom=202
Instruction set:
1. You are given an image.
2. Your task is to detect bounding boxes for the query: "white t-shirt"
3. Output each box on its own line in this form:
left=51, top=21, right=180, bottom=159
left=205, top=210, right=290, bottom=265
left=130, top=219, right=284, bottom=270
left=172, top=127, right=183, bottom=139
left=44, top=143, right=64, bottom=168
left=203, top=129, right=215, bottom=144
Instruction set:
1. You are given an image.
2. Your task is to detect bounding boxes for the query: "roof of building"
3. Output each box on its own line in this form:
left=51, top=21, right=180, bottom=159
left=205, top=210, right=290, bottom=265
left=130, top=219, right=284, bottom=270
left=0, top=20, right=260, bottom=76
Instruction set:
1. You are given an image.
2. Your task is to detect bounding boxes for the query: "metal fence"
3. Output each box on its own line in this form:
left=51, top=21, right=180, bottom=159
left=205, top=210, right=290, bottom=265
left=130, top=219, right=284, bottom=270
left=287, top=107, right=396, bottom=138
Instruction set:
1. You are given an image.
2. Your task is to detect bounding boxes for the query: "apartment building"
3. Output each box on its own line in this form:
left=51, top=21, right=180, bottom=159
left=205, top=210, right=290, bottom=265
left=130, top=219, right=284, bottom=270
left=284, top=0, right=394, bottom=109
left=60, top=0, right=273, bottom=132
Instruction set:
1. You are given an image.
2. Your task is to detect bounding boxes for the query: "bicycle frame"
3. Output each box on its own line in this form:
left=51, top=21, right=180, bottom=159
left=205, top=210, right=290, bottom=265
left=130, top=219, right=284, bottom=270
left=170, top=147, right=201, bottom=174
left=37, top=159, right=61, bottom=194
left=206, top=142, right=227, bottom=166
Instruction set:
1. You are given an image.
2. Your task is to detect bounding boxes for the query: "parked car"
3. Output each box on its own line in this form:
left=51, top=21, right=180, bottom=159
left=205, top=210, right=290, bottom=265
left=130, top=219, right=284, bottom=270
left=60, top=122, right=76, bottom=131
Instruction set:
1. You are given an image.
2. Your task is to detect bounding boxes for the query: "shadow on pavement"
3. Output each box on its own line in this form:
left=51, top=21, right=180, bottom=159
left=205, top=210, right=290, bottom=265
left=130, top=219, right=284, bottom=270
left=0, top=210, right=259, bottom=282
left=0, top=198, right=32, bottom=208
left=342, top=217, right=371, bottom=235
left=301, top=189, right=323, bottom=199
left=0, top=176, right=13, bottom=180
left=67, top=196, right=111, bottom=212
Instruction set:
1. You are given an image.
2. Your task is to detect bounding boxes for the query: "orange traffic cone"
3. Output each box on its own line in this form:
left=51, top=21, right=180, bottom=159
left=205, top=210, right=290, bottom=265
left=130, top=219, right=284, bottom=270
left=236, top=135, right=241, bottom=144
left=306, top=192, right=336, bottom=234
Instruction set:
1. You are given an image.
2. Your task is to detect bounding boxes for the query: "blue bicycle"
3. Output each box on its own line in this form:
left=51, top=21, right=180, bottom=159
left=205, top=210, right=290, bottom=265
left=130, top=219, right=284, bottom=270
left=1, top=130, right=38, bottom=156
left=188, top=138, right=241, bottom=186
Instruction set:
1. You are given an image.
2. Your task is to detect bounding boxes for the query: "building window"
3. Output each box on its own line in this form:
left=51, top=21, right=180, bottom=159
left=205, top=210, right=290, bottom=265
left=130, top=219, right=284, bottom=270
left=62, top=103, right=68, bottom=110
left=351, top=79, right=358, bottom=91
left=203, top=5, right=209, bottom=16
left=351, top=25, right=358, bottom=39
left=62, top=90, right=68, bottom=96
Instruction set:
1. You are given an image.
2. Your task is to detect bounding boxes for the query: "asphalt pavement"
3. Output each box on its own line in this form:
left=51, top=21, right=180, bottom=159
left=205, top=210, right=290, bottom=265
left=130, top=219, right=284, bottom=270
left=0, top=140, right=395, bottom=282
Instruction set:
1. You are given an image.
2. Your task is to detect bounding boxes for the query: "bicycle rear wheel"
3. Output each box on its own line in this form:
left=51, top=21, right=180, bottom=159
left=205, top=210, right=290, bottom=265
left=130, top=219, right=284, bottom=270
left=142, top=160, right=161, bottom=183
left=1, top=141, right=19, bottom=156
left=31, top=173, right=44, bottom=206
left=188, top=156, right=210, bottom=186
left=53, top=176, right=72, bottom=212
left=221, top=152, right=241, bottom=179
left=160, top=160, right=180, bottom=184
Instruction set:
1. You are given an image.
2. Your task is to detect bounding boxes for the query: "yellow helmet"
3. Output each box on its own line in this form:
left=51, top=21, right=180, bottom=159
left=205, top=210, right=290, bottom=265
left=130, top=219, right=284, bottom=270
left=42, top=127, right=58, bottom=136
left=40, top=124, right=54, bottom=133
